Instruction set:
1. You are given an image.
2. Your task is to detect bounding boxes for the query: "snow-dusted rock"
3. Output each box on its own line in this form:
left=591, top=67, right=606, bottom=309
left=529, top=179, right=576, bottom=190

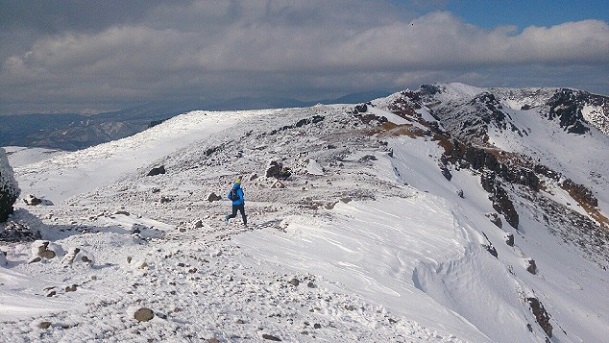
left=0, top=148, right=20, bottom=222
left=29, top=240, right=64, bottom=263
left=62, top=247, right=94, bottom=266
left=0, top=219, right=41, bottom=242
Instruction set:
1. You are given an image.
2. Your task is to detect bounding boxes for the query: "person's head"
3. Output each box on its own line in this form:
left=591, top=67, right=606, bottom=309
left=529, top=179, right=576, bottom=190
left=233, top=178, right=241, bottom=188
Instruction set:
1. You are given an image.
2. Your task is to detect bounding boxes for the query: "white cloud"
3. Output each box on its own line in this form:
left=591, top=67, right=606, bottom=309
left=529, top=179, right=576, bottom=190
left=1, top=1, right=608, bottom=113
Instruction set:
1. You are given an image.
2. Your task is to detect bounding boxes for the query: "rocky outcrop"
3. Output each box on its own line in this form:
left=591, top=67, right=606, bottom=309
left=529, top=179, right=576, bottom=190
left=266, top=161, right=283, bottom=178
left=561, top=179, right=598, bottom=208
left=0, top=148, right=20, bottom=222
left=442, top=141, right=540, bottom=192
left=489, top=183, right=519, bottom=229
left=527, top=297, right=553, bottom=338
left=546, top=89, right=590, bottom=134
left=0, top=220, right=41, bottom=242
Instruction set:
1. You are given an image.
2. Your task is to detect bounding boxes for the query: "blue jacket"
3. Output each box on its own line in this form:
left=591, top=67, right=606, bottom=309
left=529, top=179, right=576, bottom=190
left=228, top=183, right=245, bottom=205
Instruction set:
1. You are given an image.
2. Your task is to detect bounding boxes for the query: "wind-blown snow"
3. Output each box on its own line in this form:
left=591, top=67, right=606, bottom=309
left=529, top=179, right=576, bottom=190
left=1, top=96, right=609, bottom=342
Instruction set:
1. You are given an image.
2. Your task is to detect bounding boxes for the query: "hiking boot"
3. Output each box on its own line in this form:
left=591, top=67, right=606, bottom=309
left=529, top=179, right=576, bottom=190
left=225, top=215, right=230, bottom=223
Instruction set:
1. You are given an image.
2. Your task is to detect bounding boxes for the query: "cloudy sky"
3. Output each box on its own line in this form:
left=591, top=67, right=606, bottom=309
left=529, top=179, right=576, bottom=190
left=1, top=0, right=608, bottom=114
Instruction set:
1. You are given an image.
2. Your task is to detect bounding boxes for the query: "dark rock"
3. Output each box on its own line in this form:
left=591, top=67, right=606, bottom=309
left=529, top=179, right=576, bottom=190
left=147, top=165, right=166, bottom=177
left=561, top=179, right=598, bottom=208
left=527, top=297, right=552, bottom=337
left=480, top=171, right=496, bottom=193
left=0, top=150, right=20, bottom=222
left=295, top=115, right=325, bottom=128
left=262, top=334, right=282, bottom=341
left=489, top=184, right=519, bottom=229
left=266, top=161, right=283, bottom=178
left=484, top=244, right=498, bottom=258
left=356, top=113, right=387, bottom=125
left=485, top=212, right=503, bottom=228
left=526, top=259, right=537, bottom=275
left=505, top=233, right=515, bottom=247
left=288, top=278, right=300, bottom=287
left=204, top=146, right=222, bottom=156
left=546, top=89, right=590, bottom=134
left=23, top=195, right=42, bottom=206
left=134, top=307, right=155, bottom=322
left=534, top=164, right=560, bottom=181
left=354, top=104, right=368, bottom=113
left=441, top=165, right=452, bottom=181
left=358, top=155, right=377, bottom=163
left=38, top=321, right=52, bottom=329
left=207, top=192, right=222, bottom=202
left=311, top=115, right=325, bottom=124
left=0, top=220, right=41, bottom=242
left=481, top=233, right=498, bottom=258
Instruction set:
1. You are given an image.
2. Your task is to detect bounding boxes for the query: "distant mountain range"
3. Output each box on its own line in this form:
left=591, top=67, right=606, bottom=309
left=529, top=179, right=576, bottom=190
left=0, top=91, right=390, bottom=151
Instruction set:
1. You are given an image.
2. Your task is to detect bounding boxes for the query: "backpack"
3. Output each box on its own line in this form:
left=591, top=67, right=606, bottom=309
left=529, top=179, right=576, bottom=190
left=228, top=188, right=239, bottom=201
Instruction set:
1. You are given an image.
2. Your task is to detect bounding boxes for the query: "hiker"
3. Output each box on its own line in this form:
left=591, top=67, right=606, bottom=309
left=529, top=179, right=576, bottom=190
left=225, top=178, right=247, bottom=226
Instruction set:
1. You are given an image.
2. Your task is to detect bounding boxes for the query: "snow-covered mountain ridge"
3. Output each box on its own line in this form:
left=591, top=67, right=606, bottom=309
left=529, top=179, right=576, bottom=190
left=1, top=83, right=609, bottom=342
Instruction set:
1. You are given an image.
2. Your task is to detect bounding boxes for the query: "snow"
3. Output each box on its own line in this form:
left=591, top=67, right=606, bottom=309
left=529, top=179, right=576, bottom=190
left=2, top=147, right=65, bottom=168
left=434, top=82, right=488, bottom=102
left=486, top=104, right=609, bottom=216
left=1, top=98, right=609, bottom=342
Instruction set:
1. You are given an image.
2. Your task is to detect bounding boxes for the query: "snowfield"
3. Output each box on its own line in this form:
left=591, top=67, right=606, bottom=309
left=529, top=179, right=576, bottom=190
left=2, top=88, right=609, bottom=342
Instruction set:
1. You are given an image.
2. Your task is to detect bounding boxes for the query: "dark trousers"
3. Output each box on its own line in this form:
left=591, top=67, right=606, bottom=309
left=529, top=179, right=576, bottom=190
left=228, top=203, right=247, bottom=225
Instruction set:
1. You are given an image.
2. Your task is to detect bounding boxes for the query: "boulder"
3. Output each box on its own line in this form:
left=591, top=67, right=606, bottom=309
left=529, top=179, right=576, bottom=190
left=526, top=258, right=537, bottom=275
left=266, top=161, right=283, bottom=178
left=29, top=240, right=64, bottom=263
left=23, top=195, right=42, bottom=206
left=354, top=104, right=368, bottom=113
left=147, top=165, right=166, bottom=177
left=207, top=192, right=222, bottom=202
left=134, top=307, right=155, bottom=322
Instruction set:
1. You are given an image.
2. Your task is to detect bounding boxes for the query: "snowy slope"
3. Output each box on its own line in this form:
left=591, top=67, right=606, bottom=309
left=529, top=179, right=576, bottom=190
left=1, top=88, right=609, bottom=342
